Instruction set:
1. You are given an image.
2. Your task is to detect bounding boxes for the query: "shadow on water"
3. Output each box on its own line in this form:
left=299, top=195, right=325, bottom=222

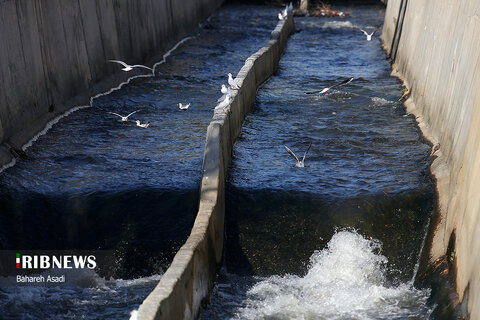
left=0, top=188, right=198, bottom=278
left=202, top=3, right=450, bottom=319
left=226, top=186, right=434, bottom=281
left=0, top=4, right=282, bottom=319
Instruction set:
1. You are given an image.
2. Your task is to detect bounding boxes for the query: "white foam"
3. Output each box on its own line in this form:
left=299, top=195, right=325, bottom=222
left=235, top=231, right=433, bottom=319
left=22, top=105, right=90, bottom=151
left=321, top=20, right=357, bottom=29
left=370, top=97, right=395, bottom=106
left=0, top=158, right=16, bottom=172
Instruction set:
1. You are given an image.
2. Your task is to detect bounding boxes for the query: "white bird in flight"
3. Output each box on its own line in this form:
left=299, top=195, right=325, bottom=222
left=134, top=120, right=150, bottom=128
left=360, top=29, right=375, bottom=41
left=108, top=110, right=139, bottom=122
left=108, top=60, right=153, bottom=72
left=305, top=77, right=354, bottom=96
left=284, top=143, right=312, bottom=168
left=228, top=73, right=240, bottom=90
left=178, top=103, right=190, bottom=110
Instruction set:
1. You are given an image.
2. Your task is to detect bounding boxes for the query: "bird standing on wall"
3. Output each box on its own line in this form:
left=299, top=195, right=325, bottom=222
left=134, top=120, right=150, bottom=128
left=218, top=84, right=232, bottom=102
left=278, top=7, right=288, bottom=21
left=178, top=103, right=190, bottom=110
left=284, top=143, right=312, bottom=168
left=108, top=111, right=139, bottom=122
left=129, top=310, right=138, bottom=320
left=360, top=29, right=375, bottom=41
left=215, top=94, right=233, bottom=114
left=305, top=77, right=354, bottom=95
left=108, top=60, right=153, bottom=72
left=228, top=73, right=240, bottom=90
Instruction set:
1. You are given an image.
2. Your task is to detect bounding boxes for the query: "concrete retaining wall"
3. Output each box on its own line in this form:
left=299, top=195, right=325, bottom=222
left=137, top=14, right=295, bottom=320
left=0, top=0, right=223, bottom=166
left=382, top=1, right=480, bottom=318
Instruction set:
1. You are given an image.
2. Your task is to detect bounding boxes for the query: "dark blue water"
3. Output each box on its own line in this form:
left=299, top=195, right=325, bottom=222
left=202, top=4, right=436, bottom=319
left=0, top=5, right=279, bottom=319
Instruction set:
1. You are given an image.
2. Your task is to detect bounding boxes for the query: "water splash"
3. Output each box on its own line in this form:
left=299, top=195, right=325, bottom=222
left=321, top=20, right=357, bottom=29
left=206, top=231, right=433, bottom=320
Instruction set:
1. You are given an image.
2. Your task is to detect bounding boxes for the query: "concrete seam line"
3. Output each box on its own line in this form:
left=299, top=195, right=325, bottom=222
left=137, top=14, right=294, bottom=320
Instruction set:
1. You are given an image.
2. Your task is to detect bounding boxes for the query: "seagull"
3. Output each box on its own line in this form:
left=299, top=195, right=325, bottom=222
left=108, top=110, right=139, bottom=122
left=284, top=142, right=312, bottom=168
left=228, top=73, right=240, bottom=90
left=305, top=77, right=354, bottom=95
left=108, top=60, right=153, bottom=72
left=221, top=84, right=228, bottom=94
left=218, top=84, right=232, bottom=102
left=129, top=310, right=138, bottom=320
left=215, top=94, right=233, bottom=113
left=134, top=120, right=150, bottom=128
left=178, top=103, right=190, bottom=110
left=360, top=29, right=375, bottom=41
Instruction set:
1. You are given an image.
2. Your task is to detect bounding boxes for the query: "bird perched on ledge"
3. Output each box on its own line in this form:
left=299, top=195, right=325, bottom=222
left=228, top=73, right=240, bottom=90
left=218, top=84, right=232, bottom=102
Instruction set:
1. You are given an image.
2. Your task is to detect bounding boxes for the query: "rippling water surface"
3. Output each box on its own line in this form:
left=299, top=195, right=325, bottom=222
left=202, top=4, right=436, bottom=319
left=0, top=5, right=277, bottom=319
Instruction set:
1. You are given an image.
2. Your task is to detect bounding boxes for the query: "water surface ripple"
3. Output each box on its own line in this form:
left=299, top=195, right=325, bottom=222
left=0, top=5, right=277, bottom=319
left=203, top=4, right=435, bottom=319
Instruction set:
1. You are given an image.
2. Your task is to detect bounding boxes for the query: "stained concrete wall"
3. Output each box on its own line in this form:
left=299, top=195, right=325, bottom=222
left=382, top=1, right=480, bottom=318
left=0, top=0, right=223, bottom=166
left=136, top=15, right=294, bottom=320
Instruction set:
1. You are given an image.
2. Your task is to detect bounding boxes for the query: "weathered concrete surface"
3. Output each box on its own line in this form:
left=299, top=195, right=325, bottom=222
left=382, top=1, right=480, bottom=318
left=0, top=0, right=223, bottom=166
left=137, top=14, right=294, bottom=320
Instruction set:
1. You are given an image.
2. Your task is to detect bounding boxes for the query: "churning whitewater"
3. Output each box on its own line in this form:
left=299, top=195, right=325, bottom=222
left=210, top=231, right=433, bottom=320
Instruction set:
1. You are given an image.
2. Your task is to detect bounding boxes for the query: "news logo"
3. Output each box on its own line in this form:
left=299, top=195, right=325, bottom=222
left=15, top=252, right=97, bottom=270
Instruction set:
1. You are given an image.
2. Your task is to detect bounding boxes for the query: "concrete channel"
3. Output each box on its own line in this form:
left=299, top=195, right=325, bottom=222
left=382, top=0, right=480, bottom=318
left=136, top=14, right=294, bottom=320
left=0, top=0, right=222, bottom=168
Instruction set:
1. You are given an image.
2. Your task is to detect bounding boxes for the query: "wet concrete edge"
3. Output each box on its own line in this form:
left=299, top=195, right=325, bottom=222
left=136, top=14, right=295, bottom=320
left=380, top=0, right=476, bottom=318
left=0, top=0, right=224, bottom=170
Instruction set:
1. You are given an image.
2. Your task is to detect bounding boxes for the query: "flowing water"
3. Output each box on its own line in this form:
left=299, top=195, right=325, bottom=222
left=202, top=3, right=436, bottom=319
left=0, top=5, right=278, bottom=319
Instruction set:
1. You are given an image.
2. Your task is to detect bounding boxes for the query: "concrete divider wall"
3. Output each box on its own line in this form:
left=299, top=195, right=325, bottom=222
left=382, top=1, right=480, bottom=318
left=0, top=0, right=223, bottom=166
left=137, top=15, right=295, bottom=320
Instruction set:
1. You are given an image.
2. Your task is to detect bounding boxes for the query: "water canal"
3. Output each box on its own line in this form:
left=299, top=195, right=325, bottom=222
left=202, top=3, right=437, bottom=319
left=0, top=5, right=278, bottom=319
left=0, top=2, right=442, bottom=319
